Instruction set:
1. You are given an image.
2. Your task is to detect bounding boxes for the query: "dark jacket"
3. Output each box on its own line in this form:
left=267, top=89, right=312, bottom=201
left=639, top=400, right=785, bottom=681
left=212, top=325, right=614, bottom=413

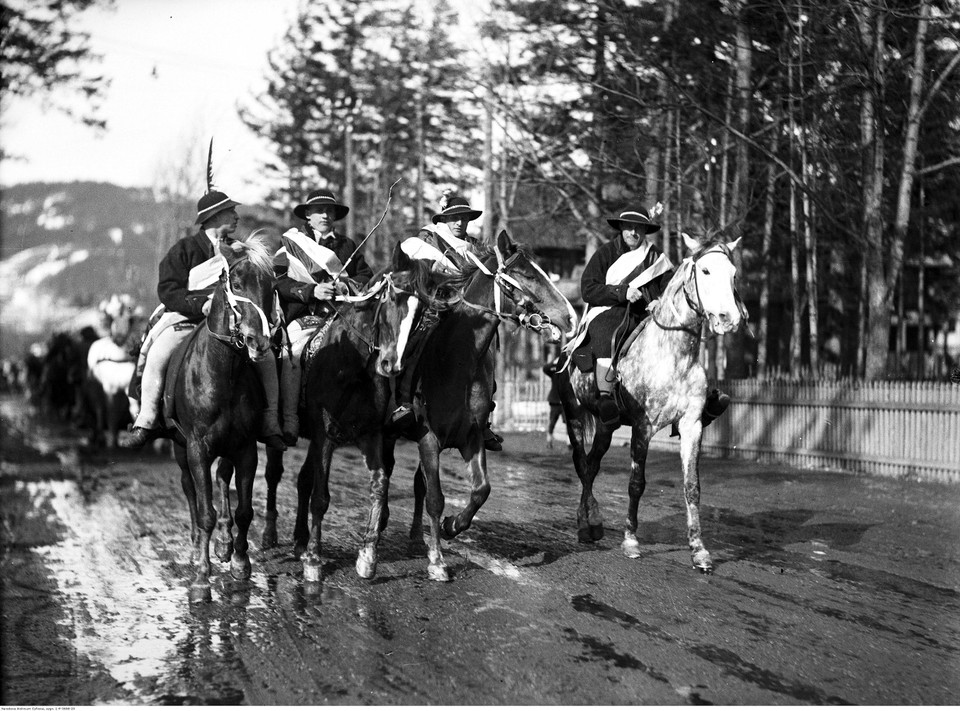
left=575, top=236, right=671, bottom=363
left=157, top=231, right=218, bottom=322
left=276, top=228, right=374, bottom=322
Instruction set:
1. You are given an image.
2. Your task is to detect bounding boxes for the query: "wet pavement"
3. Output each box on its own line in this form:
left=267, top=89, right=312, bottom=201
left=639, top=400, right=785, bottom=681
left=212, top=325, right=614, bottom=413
left=2, top=394, right=959, bottom=705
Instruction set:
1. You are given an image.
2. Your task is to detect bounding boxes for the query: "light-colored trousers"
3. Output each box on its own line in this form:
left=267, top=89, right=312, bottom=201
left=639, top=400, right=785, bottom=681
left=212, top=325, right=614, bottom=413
left=133, top=317, right=281, bottom=436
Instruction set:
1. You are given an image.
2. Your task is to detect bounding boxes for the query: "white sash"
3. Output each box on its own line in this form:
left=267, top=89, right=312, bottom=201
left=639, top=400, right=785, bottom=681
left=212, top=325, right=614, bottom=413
left=400, top=235, right=459, bottom=272
left=425, top=223, right=472, bottom=255
left=187, top=254, right=227, bottom=290
left=280, top=228, right=344, bottom=284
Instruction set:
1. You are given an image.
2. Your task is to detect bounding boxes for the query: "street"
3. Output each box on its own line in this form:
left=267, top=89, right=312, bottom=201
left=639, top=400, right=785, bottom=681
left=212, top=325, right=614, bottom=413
left=2, top=395, right=959, bottom=705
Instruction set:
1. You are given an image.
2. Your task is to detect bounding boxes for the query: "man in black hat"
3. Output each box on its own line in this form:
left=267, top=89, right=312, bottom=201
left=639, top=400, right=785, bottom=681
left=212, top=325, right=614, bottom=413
left=123, top=190, right=288, bottom=451
left=275, top=188, right=373, bottom=443
left=392, top=191, right=504, bottom=451
left=576, top=205, right=729, bottom=430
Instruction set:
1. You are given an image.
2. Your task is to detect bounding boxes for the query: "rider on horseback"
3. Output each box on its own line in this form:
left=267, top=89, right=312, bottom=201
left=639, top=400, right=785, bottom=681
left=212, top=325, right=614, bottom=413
left=390, top=190, right=504, bottom=451
left=123, top=188, right=287, bottom=451
left=577, top=204, right=730, bottom=429
left=275, top=189, right=373, bottom=444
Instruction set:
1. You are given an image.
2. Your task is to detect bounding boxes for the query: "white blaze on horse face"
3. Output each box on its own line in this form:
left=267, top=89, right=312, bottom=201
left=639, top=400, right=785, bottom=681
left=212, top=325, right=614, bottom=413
left=695, top=248, right=741, bottom=335
left=393, top=294, right=420, bottom=373
left=527, top=259, right=579, bottom=337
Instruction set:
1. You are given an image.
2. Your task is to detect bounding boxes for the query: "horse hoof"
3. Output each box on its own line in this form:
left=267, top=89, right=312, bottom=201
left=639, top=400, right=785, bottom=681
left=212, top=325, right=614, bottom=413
left=621, top=540, right=642, bottom=558
left=303, top=562, right=322, bottom=583
left=355, top=550, right=377, bottom=579
left=294, top=542, right=307, bottom=559
left=261, top=527, right=278, bottom=549
left=231, top=555, right=252, bottom=580
left=427, top=563, right=450, bottom=582
left=214, top=539, right=233, bottom=563
left=589, top=524, right=605, bottom=541
left=577, top=528, right=595, bottom=544
left=440, top=516, right=458, bottom=540
left=189, top=583, right=212, bottom=604
left=692, top=551, right=714, bottom=574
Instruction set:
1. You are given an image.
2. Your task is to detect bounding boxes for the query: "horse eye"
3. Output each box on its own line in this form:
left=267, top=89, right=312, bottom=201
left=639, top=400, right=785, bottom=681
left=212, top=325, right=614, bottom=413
left=701, top=268, right=711, bottom=276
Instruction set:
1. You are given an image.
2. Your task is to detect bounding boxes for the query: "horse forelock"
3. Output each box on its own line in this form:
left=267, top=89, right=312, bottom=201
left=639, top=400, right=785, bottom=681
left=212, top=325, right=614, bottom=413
left=220, top=231, right=275, bottom=276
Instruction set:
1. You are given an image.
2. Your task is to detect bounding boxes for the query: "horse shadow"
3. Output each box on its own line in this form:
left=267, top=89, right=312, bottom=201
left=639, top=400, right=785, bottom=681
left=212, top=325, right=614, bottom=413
left=638, top=506, right=874, bottom=568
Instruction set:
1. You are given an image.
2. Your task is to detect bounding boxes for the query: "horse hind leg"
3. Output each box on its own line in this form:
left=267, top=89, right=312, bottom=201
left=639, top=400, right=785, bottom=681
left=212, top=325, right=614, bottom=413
left=622, top=424, right=651, bottom=559
left=570, top=411, right=611, bottom=543
left=407, top=464, right=429, bottom=556
left=300, top=438, right=332, bottom=583
left=214, top=458, right=235, bottom=563
left=441, top=440, right=490, bottom=540
left=185, top=443, right=216, bottom=601
left=261, top=447, right=284, bottom=549
left=417, top=435, right=449, bottom=582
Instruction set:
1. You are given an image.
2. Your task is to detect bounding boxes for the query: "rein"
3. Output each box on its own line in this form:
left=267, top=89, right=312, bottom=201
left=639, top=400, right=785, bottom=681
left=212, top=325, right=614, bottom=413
left=650, top=244, right=736, bottom=338
left=461, top=249, right=556, bottom=335
left=324, top=275, right=403, bottom=354
left=206, top=261, right=279, bottom=352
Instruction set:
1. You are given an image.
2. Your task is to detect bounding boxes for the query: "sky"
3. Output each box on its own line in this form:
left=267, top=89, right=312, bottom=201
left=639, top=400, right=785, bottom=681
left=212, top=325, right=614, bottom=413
left=1, top=0, right=303, bottom=204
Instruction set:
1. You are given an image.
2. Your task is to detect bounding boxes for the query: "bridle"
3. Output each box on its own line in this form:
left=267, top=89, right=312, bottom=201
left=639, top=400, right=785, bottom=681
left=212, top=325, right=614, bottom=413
left=651, top=242, right=747, bottom=336
left=461, top=248, right=559, bottom=336
left=207, top=260, right=279, bottom=352
left=326, top=272, right=416, bottom=356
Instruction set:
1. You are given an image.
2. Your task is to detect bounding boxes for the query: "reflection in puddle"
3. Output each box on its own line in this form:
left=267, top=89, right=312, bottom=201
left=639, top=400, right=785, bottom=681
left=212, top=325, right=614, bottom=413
left=22, top=480, right=189, bottom=701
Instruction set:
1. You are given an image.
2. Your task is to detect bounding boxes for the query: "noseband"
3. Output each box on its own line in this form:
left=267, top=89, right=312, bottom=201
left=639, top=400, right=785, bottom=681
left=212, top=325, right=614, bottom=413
left=464, top=249, right=557, bottom=336
left=207, top=261, right=278, bottom=352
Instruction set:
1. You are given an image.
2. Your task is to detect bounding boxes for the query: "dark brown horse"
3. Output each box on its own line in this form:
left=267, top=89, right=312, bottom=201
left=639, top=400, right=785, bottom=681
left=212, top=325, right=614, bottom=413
left=164, top=234, right=278, bottom=600
left=557, top=235, right=743, bottom=573
left=388, top=230, right=578, bottom=581
left=255, top=263, right=436, bottom=583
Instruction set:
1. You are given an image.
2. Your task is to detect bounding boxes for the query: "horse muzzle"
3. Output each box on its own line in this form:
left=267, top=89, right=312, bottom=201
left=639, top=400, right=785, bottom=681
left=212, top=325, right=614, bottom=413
left=707, top=310, right=741, bottom=335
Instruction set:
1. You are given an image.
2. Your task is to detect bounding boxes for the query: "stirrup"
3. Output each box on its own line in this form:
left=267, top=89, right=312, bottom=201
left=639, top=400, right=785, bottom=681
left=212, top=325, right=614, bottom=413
left=597, top=393, right=621, bottom=428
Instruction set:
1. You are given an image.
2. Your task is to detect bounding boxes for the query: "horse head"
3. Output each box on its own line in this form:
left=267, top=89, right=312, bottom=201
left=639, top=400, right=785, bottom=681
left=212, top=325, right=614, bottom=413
left=680, top=233, right=743, bottom=335
left=208, top=232, right=278, bottom=362
left=98, top=293, right=139, bottom=346
left=477, top=230, right=578, bottom=343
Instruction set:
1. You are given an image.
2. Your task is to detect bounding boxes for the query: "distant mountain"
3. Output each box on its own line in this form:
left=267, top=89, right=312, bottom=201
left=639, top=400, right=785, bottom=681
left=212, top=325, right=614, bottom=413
left=0, top=181, right=278, bottom=360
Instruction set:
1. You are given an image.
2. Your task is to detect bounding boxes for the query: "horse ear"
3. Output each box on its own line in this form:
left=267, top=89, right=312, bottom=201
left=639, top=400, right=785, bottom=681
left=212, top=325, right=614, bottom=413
left=682, top=232, right=700, bottom=253
left=496, top=230, right=515, bottom=257
left=725, top=236, right=742, bottom=252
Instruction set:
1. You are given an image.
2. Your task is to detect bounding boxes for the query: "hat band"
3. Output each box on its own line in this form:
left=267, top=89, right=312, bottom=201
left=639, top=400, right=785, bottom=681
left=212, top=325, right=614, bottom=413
left=306, top=196, right=340, bottom=206
left=440, top=205, right=476, bottom=214
left=198, top=196, right=232, bottom=218
left=619, top=211, right=648, bottom=221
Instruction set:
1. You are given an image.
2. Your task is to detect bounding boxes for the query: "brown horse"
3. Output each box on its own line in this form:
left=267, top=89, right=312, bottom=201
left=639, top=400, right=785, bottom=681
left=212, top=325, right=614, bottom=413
left=165, top=234, right=278, bottom=600
left=389, top=230, right=578, bottom=581
left=557, top=234, right=744, bottom=573
left=253, top=263, right=437, bottom=583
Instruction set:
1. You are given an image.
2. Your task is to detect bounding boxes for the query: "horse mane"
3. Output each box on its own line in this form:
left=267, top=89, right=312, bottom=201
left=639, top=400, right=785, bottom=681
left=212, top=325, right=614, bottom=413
left=442, top=241, right=534, bottom=294
left=219, top=230, right=275, bottom=276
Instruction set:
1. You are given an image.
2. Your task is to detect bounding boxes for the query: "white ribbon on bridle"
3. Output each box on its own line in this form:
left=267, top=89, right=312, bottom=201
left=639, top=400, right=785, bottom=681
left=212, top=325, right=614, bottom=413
left=222, top=265, right=274, bottom=340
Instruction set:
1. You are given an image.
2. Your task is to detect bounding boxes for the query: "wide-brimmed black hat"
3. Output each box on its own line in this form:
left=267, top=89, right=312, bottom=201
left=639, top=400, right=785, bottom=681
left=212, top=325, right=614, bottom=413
left=294, top=189, right=350, bottom=221
left=432, top=195, right=482, bottom=224
left=195, top=190, right=241, bottom=225
left=607, top=207, right=661, bottom=233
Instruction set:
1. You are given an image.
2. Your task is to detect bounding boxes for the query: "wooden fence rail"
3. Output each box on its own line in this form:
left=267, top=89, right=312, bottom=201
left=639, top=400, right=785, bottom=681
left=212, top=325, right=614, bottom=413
left=492, top=375, right=960, bottom=484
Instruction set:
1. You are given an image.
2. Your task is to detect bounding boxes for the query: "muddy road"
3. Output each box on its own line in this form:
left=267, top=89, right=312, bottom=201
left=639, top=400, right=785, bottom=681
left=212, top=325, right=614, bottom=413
left=2, top=395, right=959, bottom=705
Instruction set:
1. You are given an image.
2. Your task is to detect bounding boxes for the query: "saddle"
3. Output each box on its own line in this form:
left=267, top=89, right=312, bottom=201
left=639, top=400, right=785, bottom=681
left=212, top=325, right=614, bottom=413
left=570, top=314, right=651, bottom=373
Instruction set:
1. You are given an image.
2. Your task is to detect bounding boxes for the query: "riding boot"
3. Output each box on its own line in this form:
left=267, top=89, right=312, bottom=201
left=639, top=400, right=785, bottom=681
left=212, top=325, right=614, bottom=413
left=594, top=358, right=621, bottom=428
left=121, top=328, right=173, bottom=449
left=279, top=349, right=300, bottom=445
left=255, top=355, right=287, bottom=451
left=701, top=388, right=731, bottom=427
left=388, top=373, right=416, bottom=432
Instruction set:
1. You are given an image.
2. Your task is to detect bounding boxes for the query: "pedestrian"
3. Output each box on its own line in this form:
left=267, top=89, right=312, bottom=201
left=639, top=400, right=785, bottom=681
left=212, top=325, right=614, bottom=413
left=275, top=188, right=374, bottom=443
left=123, top=187, right=287, bottom=451
left=543, top=355, right=566, bottom=448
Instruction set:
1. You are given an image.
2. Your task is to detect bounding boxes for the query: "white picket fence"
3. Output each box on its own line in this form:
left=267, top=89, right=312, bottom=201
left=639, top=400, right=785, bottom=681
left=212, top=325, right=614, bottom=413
left=493, top=376, right=960, bottom=484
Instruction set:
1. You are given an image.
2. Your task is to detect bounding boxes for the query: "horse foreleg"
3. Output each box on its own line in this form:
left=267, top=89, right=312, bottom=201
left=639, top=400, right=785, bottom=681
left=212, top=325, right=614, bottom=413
left=293, top=435, right=320, bottom=558
left=262, top=447, right=284, bottom=549
left=214, top=458, right=235, bottom=563
left=186, top=441, right=216, bottom=600
left=679, top=418, right=712, bottom=573
left=622, top=424, right=652, bottom=559
left=442, top=437, right=490, bottom=540
left=417, top=434, right=448, bottom=582
left=230, top=445, right=257, bottom=580
left=355, top=434, right=389, bottom=580
left=301, top=437, right=333, bottom=582
left=408, top=464, right=428, bottom=555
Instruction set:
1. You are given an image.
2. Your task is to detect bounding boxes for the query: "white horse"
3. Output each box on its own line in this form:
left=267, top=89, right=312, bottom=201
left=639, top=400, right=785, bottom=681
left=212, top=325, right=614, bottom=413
left=85, top=294, right=143, bottom=448
left=558, top=234, right=744, bottom=573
